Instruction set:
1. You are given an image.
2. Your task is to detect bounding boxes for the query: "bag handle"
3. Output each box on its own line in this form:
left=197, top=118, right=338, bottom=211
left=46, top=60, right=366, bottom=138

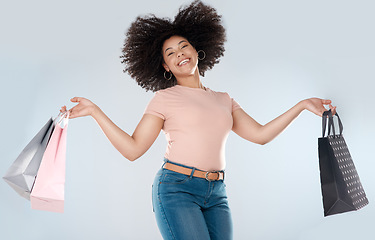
left=333, top=112, right=343, bottom=136
left=322, top=110, right=333, bottom=137
left=54, top=111, right=69, bottom=127
left=322, top=109, right=343, bottom=137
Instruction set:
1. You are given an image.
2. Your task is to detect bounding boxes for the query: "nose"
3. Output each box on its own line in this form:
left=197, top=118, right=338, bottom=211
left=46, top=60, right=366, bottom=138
left=177, top=50, right=184, bottom=58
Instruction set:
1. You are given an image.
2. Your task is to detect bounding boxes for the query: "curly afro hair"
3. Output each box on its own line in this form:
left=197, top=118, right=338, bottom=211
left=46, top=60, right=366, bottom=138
left=120, top=0, right=226, bottom=92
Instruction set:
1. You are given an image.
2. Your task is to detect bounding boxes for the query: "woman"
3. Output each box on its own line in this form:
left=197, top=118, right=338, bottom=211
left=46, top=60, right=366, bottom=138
left=61, top=1, right=336, bottom=239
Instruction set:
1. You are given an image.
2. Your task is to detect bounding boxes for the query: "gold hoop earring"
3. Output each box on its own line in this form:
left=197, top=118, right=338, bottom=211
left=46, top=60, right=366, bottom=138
left=197, top=50, right=206, bottom=61
left=164, top=71, right=173, bottom=80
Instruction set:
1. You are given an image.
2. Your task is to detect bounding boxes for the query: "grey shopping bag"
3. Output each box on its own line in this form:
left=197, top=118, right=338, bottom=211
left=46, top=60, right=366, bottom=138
left=3, top=118, right=54, bottom=200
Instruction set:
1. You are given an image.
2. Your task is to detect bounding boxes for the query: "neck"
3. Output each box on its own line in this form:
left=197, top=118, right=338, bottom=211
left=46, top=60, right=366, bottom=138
left=175, top=68, right=205, bottom=89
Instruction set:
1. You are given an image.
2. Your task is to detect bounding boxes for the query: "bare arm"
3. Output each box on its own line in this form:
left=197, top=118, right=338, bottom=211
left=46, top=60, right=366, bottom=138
left=232, top=98, right=336, bottom=145
left=62, top=97, right=164, bottom=161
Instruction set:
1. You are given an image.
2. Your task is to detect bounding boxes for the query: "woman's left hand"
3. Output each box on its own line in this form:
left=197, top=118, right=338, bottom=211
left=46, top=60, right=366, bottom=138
left=302, top=98, right=336, bottom=117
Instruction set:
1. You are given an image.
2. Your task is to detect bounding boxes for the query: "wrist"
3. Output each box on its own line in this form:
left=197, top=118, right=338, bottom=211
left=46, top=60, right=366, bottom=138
left=91, top=104, right=101, bottom=119
left=297, top=99, right=307, bottom=112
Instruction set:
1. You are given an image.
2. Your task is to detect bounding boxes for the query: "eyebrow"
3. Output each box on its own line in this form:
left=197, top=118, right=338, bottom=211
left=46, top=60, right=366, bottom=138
left=164, top=40, right=188, bottom=53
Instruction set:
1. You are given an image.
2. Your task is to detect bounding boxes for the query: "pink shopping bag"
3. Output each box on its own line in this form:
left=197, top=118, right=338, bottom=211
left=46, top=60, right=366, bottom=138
left=30, top=113, right=69, bottom=213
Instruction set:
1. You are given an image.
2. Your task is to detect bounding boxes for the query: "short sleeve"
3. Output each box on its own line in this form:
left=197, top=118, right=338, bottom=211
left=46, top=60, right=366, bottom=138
left=144, top=92, right=166, bottom=120
left=231, top=98, right=242, bottom=113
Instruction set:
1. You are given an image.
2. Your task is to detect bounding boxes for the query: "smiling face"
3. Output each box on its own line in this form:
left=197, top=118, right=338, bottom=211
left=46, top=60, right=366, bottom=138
left=162, top=35, right=199, bottom=80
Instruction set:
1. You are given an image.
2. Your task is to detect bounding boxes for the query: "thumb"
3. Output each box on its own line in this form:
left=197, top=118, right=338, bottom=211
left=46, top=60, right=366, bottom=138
left=70, top=97, right=81, bottom=103
left=322, top=99, right=332, bottom=105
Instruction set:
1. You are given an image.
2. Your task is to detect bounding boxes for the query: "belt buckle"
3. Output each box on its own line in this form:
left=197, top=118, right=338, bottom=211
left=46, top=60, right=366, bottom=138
left=205, top=171, right=220, bottom=181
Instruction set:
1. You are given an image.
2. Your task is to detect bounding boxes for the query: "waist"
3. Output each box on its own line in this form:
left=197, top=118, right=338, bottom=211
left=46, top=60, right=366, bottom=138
left=165, top=151, right=226, bottom=171
left=163, top=160, right=225, bottom=181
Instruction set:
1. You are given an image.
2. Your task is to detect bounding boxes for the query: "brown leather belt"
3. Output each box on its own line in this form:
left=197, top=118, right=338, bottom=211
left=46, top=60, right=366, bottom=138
left=163, top=162, right=224, bottom=181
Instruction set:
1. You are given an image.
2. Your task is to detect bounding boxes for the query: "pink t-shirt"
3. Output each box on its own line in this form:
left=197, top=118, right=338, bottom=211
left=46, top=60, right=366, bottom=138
left=144, top=85, right=241, bottom=171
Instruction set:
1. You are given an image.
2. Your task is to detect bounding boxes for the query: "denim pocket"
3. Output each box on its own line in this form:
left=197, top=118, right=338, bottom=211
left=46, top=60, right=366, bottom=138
left=160, top=170, right=190, bottom=184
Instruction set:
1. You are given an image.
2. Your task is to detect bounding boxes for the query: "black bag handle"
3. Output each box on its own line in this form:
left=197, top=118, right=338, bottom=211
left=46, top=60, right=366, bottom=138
left=322, top=109, right=343, bottom=137
left=322, top=110, right=333, bottom=137
left=334, top=112, right=343, bottom=136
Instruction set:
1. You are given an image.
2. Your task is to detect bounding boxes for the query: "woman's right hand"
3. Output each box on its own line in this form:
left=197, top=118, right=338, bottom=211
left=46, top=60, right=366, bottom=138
left=60, top=97, right=164, bottom=161
left=60, top=97, right=98, bottom=119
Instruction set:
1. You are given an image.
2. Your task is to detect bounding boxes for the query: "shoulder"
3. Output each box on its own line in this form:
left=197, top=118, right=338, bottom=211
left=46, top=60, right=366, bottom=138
left=151, top=86, right=176, bottom=97
left=155, top=85, right=180, bottom=96
left=207, top=88, right=232, bottom=99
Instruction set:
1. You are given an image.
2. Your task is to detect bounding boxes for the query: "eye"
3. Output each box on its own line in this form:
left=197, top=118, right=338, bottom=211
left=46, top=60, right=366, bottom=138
left=167, top=52, right=174, bottom=56
left=181, top=45, right=188, bottom=49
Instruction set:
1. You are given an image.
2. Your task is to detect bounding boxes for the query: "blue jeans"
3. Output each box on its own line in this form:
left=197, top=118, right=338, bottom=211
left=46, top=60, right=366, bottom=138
left=152, top=160, right=233, bottom=240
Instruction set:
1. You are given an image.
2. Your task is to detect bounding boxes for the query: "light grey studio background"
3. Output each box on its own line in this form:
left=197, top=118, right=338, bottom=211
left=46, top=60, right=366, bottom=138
left=1, top=0, right=374, bottom=239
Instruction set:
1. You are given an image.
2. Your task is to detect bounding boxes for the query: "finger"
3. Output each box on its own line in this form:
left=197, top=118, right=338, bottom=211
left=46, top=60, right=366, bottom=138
left=320, top=108, right=328, bottom=117
left=69, top=113, right=77, bottom=119
left=330, top=105, right=337, bottom=115
left=68, top=108, right=75, bottom=119
left=60, top=106, right=66, bottom=112
left=328, top=104, right=336, bottom=110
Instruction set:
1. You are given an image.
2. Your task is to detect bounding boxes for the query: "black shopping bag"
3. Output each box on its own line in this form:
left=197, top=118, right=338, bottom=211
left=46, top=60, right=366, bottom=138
left=318, top=110, right=368, bottom=216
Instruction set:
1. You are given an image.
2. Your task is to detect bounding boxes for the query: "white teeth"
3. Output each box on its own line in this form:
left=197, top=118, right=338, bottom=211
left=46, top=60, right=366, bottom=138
left=178, top=59, right=189, bottom=66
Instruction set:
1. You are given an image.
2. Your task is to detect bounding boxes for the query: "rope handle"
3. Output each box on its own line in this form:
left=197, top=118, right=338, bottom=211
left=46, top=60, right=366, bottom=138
left=54, top=111, right=70, bottom=127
